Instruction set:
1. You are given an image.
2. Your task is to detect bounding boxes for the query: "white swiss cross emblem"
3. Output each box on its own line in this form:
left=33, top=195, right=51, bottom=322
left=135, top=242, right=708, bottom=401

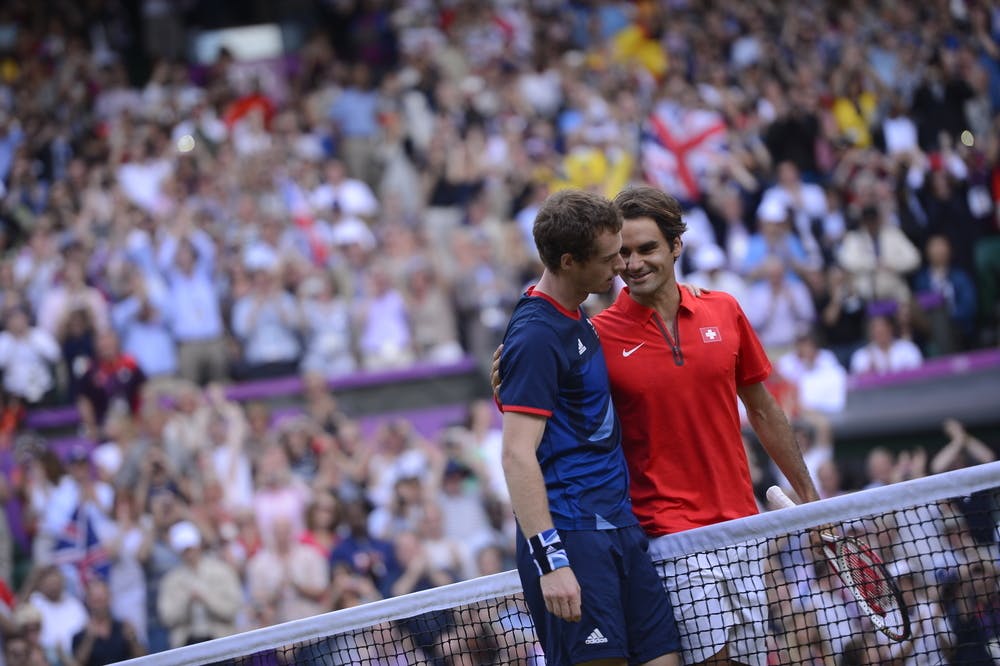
left=700, top=326, right=721, bottom=343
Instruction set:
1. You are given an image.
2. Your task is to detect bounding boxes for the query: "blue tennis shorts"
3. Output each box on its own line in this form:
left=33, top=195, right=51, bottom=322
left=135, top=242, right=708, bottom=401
left=517, top=524, right=681, bottom=665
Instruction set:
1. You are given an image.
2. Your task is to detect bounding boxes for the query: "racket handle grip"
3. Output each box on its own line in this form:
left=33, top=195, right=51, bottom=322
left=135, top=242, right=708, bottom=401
left=766, top=485, right=797, bottom=510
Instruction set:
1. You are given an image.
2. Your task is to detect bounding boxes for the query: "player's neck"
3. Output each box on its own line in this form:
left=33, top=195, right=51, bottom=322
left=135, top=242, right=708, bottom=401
left=535, top=272, right=587, bottom=312
left=632, top=281, right=681, bottom=321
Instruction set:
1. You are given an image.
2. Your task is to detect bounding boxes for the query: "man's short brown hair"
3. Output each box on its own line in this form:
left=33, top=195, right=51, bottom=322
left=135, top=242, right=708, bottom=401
left=614, top=186, right=687, bottom=246
left=533, top=189, right=622, bottom=271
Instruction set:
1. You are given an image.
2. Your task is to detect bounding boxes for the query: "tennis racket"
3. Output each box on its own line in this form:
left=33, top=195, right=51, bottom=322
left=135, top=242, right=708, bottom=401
left=766, top=486, right=911, bottom=642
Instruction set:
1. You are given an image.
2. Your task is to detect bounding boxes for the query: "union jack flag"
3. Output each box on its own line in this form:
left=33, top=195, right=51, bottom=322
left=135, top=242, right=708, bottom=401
left=51, top=506, right=111, bottom=585
left=640, top=102, right=728, bottom=203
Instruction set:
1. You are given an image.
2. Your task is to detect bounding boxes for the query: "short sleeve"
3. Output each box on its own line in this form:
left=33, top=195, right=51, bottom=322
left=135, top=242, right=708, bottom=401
left=733, top=300, right=772, bottom=386
left=498, top=318, right=561, bottom=417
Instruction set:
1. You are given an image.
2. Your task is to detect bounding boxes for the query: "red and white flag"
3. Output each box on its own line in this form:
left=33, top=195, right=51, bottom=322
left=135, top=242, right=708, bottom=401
left=641, top=102, right=728, bottom=203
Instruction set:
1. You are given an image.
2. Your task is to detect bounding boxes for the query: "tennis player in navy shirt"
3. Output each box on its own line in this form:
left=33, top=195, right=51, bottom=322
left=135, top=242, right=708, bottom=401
left=498, top=189, right=680, bottom=666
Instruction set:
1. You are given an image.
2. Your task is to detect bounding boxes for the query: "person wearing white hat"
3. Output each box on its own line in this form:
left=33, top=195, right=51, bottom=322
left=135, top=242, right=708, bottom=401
left=156, top=521, right=242, bottom=648
left=741, top=197, right=819, bottom=286
left=686, top=243, right=749, bottom=307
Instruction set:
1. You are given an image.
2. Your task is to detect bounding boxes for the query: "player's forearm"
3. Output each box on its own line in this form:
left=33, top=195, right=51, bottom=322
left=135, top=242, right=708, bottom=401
left=503, top=445, right=555, bottom=536
left=741, top=384, right=819, bottom=502
left=501, top=412, right=555, bottom=536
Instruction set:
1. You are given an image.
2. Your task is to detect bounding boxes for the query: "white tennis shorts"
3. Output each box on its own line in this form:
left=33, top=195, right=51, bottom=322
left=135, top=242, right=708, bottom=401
left=650, top=536, right=769, bottom=666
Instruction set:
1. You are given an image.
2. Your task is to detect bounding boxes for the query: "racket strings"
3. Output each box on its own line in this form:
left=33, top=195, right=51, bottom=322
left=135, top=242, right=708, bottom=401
left=841, top=548, right=893, bottom=615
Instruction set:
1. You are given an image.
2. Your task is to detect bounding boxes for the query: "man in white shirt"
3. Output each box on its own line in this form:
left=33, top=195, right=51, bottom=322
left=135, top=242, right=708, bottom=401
left=27, top=566, right=88, bottom=663
left=0, top=307, right=60, bottom=403
left=776, top=330, right=848, bottom=414
left=849, top=314, right=923, bottom=376
left=157, top=221, right=227, bottom=384
left=310, top=159, right=378, bottom=220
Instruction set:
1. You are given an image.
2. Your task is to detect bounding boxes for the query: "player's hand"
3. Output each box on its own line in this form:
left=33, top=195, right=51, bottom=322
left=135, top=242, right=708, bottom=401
left=490, top=344, right=503, bottom=397
left=540, top=566, right=581, bottom=622
left=679, top=282, right=709, bottom=298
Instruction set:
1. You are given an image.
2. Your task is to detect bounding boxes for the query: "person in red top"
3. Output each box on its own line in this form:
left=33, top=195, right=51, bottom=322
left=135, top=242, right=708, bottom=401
left=494, top=186, right=818, bottom=666
left=599, top=186, right=817, bottom=666
left=77, top=330, right=146, bottom=441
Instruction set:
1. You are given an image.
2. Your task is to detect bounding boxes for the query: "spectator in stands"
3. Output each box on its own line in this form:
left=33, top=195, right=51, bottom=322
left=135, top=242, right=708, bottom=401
left=36, top=260, right=109, bottom=338
left=328, top=64, right=383, bottom=186
left=276, top=417, right=320, bottom=485
left=161, top=382, right=211, bottom=476
left=913, top=234, right=978, bottom=355
left=862, top=446, right=896, bottom=489
left=815, top=460, right=846, bottom=500
left=298, top=492, right=340, bottom=560
left=744, top=256, right=816, bottom=354
left=246, top=517, right=329, bottom=626
left=231, top=261, right=302, bottom=379
left=9, top=604, right=48, bottom=666
left=355, top=263, right=414, bottom=371
left=930, top=418, right=996, bottom=474
left=434, top=460, right=496, bottom=563
left=849, top=314, right=924, bottom=376
left=71, top=579, right=145, bottom=665
left=742, top=198, right=815, bottom=286
left=389, top=528, right=457, bottom=597
left=310, top=158, right=379, bottom=220
left=365, top=420, right=438, bottom=510
left=157, top=521, right=241, bottom=648
left=776, top=330, right=848, bottom=414
left=157, top=220, right=227, bottom=385
left=837, top=205, right=921, bottom=306
left=40, top=445, right=114, bottom=567
left=58, top=307, right=98, bottom=401
left=297, top=272, right=357, bottom=378
left=404, top=261, right=465, bottom=364
left=110, top=265, right=177, bottom=381
left=367, top=476, right=424, bottom=542
left=0, top=305, right=60, bottom=404
left=252, top=446, right=311, bottom=548
left=329, top=499, right=400, bottom=598
left=686, top=243, right=748, bottom=306
left=102, top=493, right=147, bottom=647
left=758, top=160, right=827, bottom=269
left=25, top=565, right=87, bottom=664
left=815, top=264, right=868, bottom=368
left=76, top=331, right=146, bottom=442
left=137, top=491, right=182, bottom=653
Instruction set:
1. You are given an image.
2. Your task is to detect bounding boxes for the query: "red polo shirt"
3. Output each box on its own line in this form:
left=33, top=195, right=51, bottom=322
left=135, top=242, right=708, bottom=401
left=593, top=287, right=771, bottom=536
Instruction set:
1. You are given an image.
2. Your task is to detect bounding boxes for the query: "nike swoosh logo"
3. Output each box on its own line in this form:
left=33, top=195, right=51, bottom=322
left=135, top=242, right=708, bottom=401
left=622, top=343, right=645, bottom=357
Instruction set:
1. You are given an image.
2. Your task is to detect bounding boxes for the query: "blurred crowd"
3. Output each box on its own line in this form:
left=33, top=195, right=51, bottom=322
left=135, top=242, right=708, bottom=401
left=0, top=0, right=998, bottom=663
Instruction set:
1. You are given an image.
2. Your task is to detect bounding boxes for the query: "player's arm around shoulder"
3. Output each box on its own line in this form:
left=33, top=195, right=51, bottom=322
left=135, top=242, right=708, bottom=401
left=501, top=411, right=582, bottom=623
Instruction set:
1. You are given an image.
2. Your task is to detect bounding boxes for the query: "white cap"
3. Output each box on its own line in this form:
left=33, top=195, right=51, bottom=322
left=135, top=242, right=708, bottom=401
left=694, top=244, right=727, bottom=271
left=757, top=197, right=788, bottom=224
left=330, top=217, right=376, bottom=249
left=168, top=521, right=202, bottom=553
left=92, top=442, right=123, bottom=477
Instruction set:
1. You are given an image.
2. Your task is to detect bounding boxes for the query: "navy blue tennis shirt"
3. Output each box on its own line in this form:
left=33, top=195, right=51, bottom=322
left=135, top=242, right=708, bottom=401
left=498, top=288, right=638, bottom=532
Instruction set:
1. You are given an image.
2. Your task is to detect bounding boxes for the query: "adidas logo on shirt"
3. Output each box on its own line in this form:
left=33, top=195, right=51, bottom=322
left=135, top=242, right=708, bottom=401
left=577, top=338, right=587, bottom=355
left=584, top=628, right=608, bottom=645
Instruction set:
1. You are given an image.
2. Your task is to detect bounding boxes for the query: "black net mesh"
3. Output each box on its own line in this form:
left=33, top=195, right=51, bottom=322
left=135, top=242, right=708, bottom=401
left=120, top=474, right=1000, bottom=666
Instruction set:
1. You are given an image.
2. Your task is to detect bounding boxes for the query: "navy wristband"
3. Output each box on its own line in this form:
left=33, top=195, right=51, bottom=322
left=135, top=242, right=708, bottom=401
left=527, top=528, right=570, bottom=575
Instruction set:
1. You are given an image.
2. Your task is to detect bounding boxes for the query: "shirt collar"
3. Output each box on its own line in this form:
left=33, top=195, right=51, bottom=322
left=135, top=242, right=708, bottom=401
left=614, top=285, right=698, bottom=322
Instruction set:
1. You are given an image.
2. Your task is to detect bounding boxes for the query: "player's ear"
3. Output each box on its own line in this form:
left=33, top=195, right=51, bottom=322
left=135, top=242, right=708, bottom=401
left=559, top=252, right=575, bottom=271
left=672, top=237, right=683, bottom=259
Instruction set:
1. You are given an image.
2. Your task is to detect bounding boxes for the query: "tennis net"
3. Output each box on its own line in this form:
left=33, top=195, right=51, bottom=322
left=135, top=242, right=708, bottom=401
left=116, top=461, right=1000, bottom=665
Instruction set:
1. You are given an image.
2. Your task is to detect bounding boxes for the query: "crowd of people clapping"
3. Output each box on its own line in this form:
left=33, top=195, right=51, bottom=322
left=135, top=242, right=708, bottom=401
left=0, top=0, right=998, bottom=664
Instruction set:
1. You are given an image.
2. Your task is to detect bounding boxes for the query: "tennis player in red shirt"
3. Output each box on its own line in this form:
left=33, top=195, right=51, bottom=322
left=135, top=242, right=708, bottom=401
left=601, top=186, right=818, bottom=665
left=495, top=185, right=818, bottom=665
